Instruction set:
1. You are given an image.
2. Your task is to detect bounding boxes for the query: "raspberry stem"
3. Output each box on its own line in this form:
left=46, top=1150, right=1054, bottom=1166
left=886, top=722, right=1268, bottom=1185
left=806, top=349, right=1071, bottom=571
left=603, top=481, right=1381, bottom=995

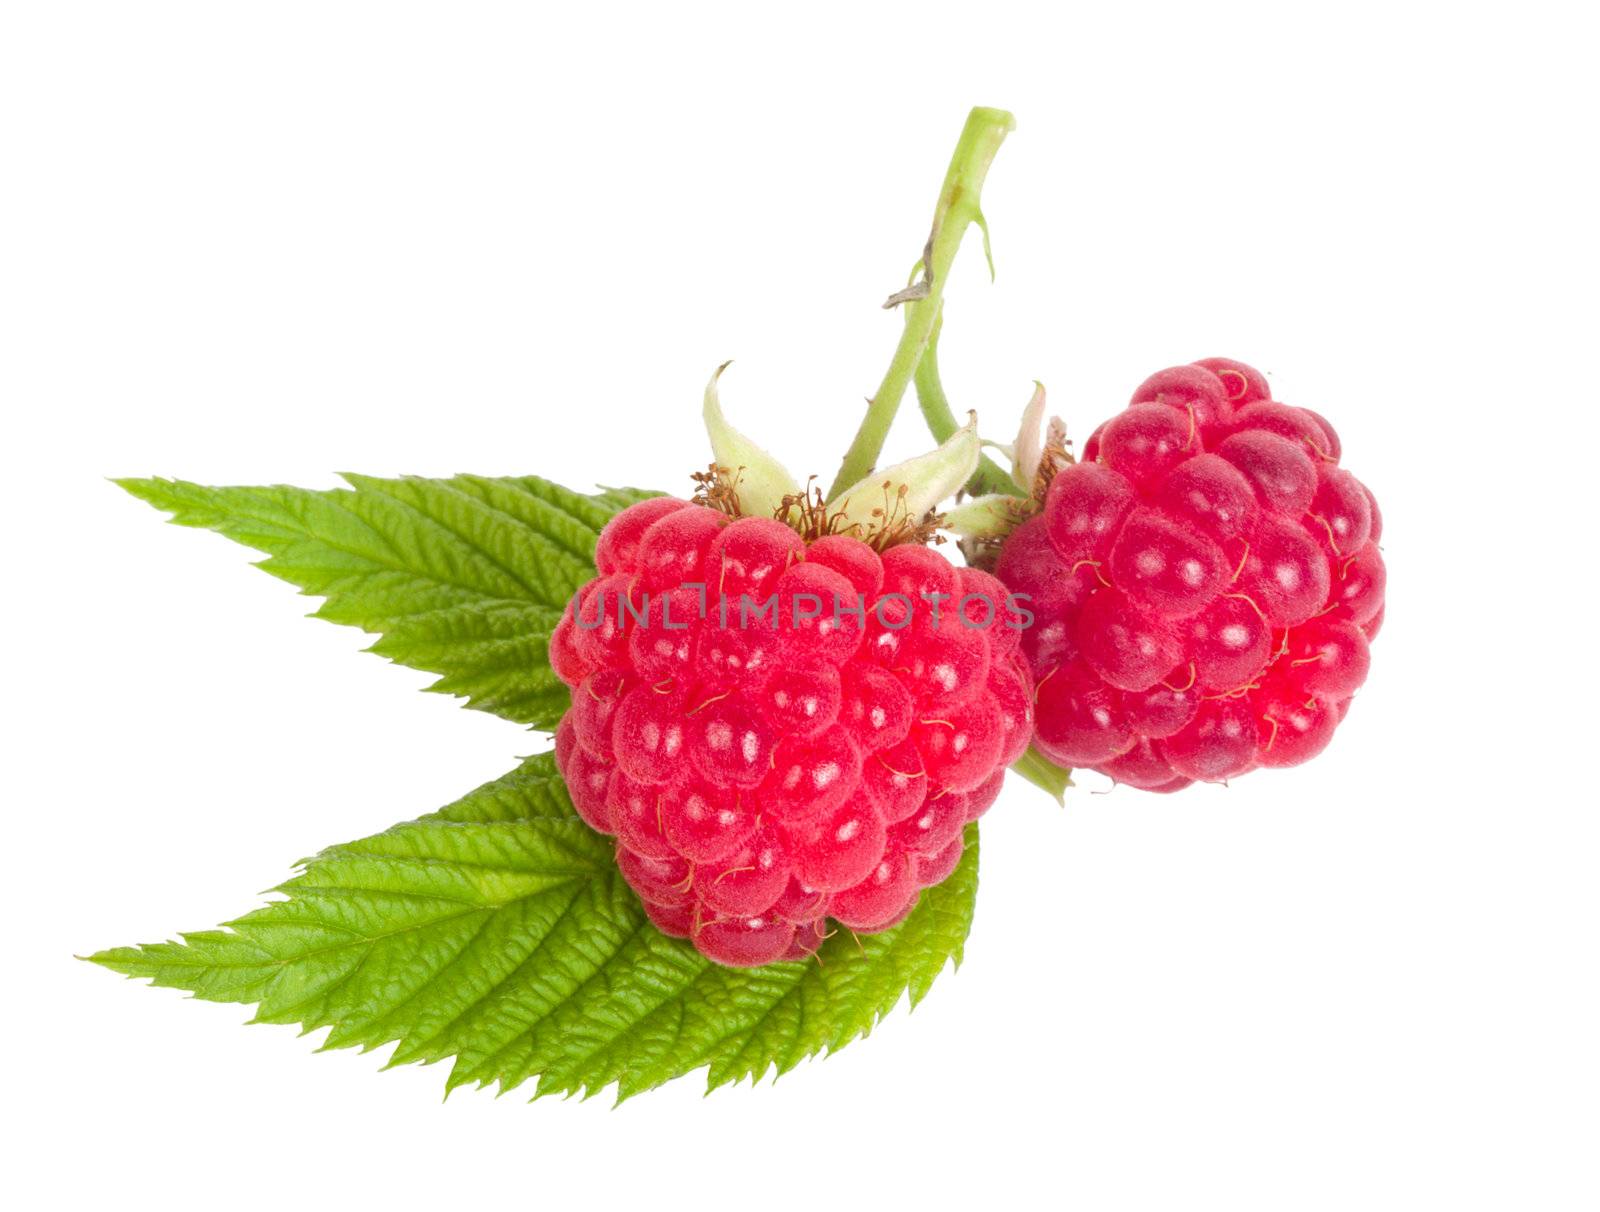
left=914, top=308, right=1027, bottom=497
left=826, top=106, right=1015, bottom=500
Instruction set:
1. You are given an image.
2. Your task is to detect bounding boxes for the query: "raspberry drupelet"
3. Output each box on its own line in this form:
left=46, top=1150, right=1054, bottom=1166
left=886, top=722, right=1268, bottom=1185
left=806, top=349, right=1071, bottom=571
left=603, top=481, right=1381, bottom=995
left=553, top=501, right=1032, bottom=967
left=1000, top=356, right=1384, bottom=792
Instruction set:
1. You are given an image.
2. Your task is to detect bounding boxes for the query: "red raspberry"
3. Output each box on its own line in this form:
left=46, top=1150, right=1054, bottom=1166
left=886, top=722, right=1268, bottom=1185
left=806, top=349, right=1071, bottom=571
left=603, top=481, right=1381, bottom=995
left=1001, top=358, right=1384, bottom=791
left=552, top=504, right=1032, bottom=967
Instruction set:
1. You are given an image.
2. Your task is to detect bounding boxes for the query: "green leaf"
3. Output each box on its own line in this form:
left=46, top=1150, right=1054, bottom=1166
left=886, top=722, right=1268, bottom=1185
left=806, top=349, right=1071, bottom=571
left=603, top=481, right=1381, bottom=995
left=88, top=753, right=980, bottom=1102
left=117, top=475, right=661, bottom=730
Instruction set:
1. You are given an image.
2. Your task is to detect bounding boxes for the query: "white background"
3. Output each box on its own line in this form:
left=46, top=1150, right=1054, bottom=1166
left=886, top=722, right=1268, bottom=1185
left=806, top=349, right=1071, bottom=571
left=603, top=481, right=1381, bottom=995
left=4, top=2, right=1596, bottom=1209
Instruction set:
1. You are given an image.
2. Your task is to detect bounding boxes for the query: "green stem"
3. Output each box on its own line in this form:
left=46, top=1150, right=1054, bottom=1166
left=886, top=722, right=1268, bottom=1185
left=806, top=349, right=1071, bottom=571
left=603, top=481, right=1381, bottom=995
left=915, top=307, right=1025, bottom=497
left=826, top=106, right=1015, bottom=500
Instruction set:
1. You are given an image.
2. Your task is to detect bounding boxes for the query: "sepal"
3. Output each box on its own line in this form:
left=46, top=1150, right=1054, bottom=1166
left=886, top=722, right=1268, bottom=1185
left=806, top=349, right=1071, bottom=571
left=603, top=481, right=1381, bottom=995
left=702, top=362, right=802, bottom=517
left=826, top=414, right=979, bottom=540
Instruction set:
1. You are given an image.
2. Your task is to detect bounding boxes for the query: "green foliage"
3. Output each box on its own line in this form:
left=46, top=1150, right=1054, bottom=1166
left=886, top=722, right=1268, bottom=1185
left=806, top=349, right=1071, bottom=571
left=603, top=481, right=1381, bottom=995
left=118, top=475, right=658, bottom=729
left=90, top=754, right=979, bottom=1101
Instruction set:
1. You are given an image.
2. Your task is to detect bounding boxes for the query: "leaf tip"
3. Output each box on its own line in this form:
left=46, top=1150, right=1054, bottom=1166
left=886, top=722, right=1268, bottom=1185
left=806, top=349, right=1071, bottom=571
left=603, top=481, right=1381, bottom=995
left=110, top=476, right=166, bottom=505
left=81, top=946, right=140, bottom=975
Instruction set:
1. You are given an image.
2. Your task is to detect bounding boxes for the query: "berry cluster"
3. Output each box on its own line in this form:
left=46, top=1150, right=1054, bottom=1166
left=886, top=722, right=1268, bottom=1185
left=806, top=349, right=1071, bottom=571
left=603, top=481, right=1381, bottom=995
left=552, top=498, right=1033, bottom=966
left=998, top=357, right=1385, bottom=791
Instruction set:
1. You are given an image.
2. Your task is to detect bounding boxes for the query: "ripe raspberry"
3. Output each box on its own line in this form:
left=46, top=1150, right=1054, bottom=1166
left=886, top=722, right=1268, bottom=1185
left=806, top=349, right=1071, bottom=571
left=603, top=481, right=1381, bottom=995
left=1001, top=357, right=1384, bottom=791
left=552, top=504, right=1032, bottom=967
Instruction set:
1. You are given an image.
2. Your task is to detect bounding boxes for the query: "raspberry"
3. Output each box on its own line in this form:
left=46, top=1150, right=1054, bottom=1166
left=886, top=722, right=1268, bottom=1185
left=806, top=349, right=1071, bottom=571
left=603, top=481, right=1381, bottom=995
left=1192, top=356, right=1271, bottom=408
left=594, top=496, right=689, bottom=574
left=552, top=505, right=1032, bottom=966
left=792, top=788, right=889, bottom=890
left=1155, top=453, right=1258, bottom=542
left=761, top=658, right=843, bottom=739
left=1044, top=462, right=1135, bottom=562
left=1001, top=358, right=1384, bottom=790
left=861, top=737, right=931, bottom=823
left=660, top=777, right=757, bottom=863
left=1129, top=366, right=1232, bottom=443
left=1217, top=429, right=1318, bottom=517
left=1100, top=403, right=1194, bottom=488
